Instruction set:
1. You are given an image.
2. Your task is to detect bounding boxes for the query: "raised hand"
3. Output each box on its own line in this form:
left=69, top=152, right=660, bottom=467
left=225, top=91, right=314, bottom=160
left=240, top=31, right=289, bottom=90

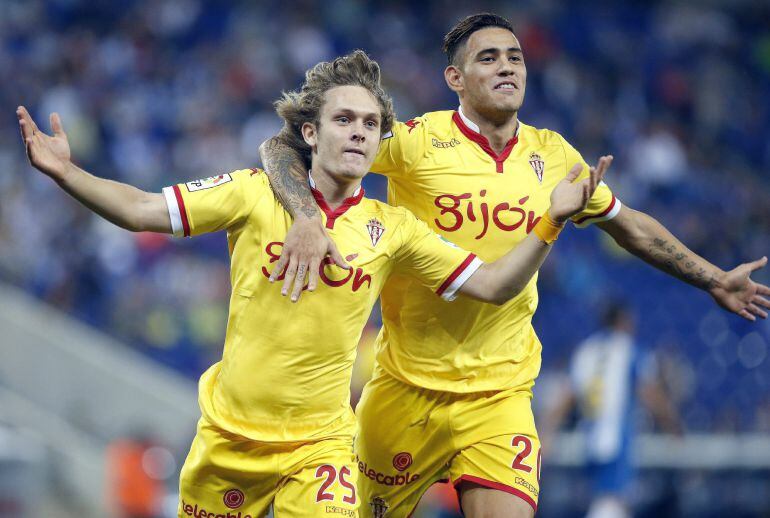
left=549, top=155, right=613, bottom=223
left=269, top=217, right=350, bottom=303
left=17, top=106, right=71, bottom=181
left=709, top=257, right=770, bottom=321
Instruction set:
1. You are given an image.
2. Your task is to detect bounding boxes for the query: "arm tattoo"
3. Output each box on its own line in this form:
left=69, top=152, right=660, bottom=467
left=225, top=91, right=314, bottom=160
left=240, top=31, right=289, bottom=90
left=260, top=136, right=318, bottom=219
left=647, top=238, right=716, bottom=290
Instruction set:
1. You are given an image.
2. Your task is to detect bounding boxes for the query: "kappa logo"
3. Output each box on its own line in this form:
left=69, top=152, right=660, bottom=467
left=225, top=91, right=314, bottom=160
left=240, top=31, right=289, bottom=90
left=186, top=174, right=233, bottom=192
left=432, top=137, right=461, bottom=149
left=366, top=218, right=385, bottom=247
left=528, top=152, right=544, bottom=183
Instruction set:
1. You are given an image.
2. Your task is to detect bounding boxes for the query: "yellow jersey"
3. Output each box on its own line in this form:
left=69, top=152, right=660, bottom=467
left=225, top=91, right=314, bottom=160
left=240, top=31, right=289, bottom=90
left=371, top=108, right=621, bottom=393
left=162, top=169, right=479, bottom=441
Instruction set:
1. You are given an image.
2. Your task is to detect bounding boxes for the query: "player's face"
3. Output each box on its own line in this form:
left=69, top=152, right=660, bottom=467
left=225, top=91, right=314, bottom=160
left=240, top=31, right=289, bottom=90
left=452, top=27, right=526, bottom=119
left=308, top=85, right=382, bottom=181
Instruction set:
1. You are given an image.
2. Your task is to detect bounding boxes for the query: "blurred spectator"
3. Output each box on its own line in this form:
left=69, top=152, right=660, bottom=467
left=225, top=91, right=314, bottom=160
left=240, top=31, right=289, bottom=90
left=106, top=432, right=174, bottom=518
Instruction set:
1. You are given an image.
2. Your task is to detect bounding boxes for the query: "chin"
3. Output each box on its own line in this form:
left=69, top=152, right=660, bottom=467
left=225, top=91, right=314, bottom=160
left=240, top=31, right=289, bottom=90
left=338, top=166, right=368, bottom=180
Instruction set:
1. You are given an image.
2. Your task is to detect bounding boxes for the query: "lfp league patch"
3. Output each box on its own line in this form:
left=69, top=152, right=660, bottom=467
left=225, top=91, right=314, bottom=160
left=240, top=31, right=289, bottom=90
left=186, top=174, right=233, bottom=192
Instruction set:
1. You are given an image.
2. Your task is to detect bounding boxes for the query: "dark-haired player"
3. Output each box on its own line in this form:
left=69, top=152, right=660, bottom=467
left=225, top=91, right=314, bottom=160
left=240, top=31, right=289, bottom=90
left=259, top=14, right=769, bottom=517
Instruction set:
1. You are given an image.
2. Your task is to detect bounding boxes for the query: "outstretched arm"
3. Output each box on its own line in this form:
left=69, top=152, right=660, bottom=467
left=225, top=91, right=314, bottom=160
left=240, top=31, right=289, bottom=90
left=17, top=106, right=170, bottom=233
left=597, top=206, right=770, bottom=321
left=460, top=156, right=612, bottom=304
left=259, top=133, right=348, bottom=302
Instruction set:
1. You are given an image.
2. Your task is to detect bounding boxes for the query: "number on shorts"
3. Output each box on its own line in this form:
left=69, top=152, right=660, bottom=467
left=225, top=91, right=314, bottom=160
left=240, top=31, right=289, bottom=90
left=511, top=435, right=533, bottom=473
left=314, top=464, right=357, bottom=505
left=339, top=466, right=357, bottom=504
left=315, top=465, right=336, bottom=502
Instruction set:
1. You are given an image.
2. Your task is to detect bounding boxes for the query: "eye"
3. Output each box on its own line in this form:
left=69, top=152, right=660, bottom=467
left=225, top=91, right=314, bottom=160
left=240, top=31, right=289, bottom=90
left=336, top=116, right=350, bottom=124
left=365, top=120, right=379, bottom=129
left=510, top=55, right=522, bottom=62
left=481, top=56, right=495, bottom=63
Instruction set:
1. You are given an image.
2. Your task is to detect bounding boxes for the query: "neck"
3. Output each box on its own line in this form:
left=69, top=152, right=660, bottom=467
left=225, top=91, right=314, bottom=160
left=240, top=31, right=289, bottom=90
left=309, top=163, right=361, bottom=208
left=459, top=101, right=519, bottom=155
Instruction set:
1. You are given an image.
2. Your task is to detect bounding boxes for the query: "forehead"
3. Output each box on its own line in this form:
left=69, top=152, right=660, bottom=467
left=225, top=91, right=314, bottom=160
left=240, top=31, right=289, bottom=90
left=464, top=27, right=520, bottom=57
left=321, top=85, right=379, bottom=116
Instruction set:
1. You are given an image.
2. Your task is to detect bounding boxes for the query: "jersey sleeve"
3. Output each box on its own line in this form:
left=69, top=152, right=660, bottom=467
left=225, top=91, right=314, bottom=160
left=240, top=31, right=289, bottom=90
left=559, top=136, right=622, bottom=228
left=370, top=117, right=430, bottom=179
left=162, top=168, right=268, bottom=237
left=393, top=209, right=483, bottom=301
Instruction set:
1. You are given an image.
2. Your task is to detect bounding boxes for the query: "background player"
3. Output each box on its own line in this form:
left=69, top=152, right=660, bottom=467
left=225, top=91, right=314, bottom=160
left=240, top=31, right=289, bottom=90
left=259, top=13, right=770, bottom=518
left=542, top=304, right=682, bottom=518
left=18, top=49, right=607, bottom=517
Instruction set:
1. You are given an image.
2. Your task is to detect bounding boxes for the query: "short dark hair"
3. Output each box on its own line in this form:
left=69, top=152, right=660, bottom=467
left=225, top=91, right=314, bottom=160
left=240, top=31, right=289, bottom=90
left=443, top=13, right=516, bottom=66
left=602, top=303, right=632, bottom=329
left=275, top=50, right=395, bottom=167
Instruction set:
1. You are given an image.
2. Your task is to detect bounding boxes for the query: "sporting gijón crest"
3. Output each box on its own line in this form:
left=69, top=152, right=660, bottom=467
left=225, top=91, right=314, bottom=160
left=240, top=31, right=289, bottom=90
left=529, top=152, right=545, bottom=183
left=366, top=218, right=385, bottom=247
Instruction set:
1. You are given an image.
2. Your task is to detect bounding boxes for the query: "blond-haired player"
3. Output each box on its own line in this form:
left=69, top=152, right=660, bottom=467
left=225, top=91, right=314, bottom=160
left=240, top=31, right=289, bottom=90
left=259, top=15, right=770, bottom=518
left=18, top=50, right=607, bottom=517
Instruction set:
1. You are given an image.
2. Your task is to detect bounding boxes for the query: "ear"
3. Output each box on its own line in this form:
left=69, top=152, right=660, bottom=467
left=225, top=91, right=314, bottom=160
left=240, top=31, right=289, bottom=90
left=301, top=122, right=317, bottom=149
left=444, top=65, right=464, bottom=95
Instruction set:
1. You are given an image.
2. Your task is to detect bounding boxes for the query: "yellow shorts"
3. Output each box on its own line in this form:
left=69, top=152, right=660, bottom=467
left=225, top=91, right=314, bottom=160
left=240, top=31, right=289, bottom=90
left=178, top=418, right=359, bottom=517
left=355, top=371, right=540, bottom=517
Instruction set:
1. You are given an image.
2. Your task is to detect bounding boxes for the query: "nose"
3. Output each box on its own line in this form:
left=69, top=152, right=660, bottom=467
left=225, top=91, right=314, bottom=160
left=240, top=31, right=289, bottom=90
left=350, top=123, right=366, bottom=143
left=498, top=57, right=516, bottom=76
left=498, top=61, right=515, bottom=76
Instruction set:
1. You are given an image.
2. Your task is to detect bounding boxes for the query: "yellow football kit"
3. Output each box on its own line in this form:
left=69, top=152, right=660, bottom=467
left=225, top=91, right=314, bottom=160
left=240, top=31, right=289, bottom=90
left=355, top=109, right=620, bottom=515
left=163, top=169, right=480, bottom=517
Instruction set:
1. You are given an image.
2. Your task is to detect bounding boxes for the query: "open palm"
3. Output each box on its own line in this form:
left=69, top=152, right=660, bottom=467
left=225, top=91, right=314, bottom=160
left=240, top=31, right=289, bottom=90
left=710, top=257, right=770, bottom=321
left=549, top=155, right=613, bottom=222
left=17, top=106, right=71, bottom=181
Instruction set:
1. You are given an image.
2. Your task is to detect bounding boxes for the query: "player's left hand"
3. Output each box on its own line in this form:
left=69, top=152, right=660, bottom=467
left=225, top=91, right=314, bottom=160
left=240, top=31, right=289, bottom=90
left=549, top=155, right=612, bottom=223
left=709, top=256, right=770, bottom=321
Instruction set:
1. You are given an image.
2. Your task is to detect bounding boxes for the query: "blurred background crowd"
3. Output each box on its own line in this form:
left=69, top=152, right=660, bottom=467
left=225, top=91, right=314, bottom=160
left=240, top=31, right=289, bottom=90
left=1, top=0, right=769, bottom=516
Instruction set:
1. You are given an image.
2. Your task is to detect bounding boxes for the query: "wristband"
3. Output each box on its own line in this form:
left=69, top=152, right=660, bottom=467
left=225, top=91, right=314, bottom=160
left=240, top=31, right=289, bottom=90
left=533, top=211, right=565, bottom=244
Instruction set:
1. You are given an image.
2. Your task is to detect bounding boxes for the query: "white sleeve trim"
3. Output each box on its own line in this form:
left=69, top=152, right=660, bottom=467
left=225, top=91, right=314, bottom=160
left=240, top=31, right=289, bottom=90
left=442, top=256, right=484, bottom=302
left=162, top=186, right=184, bottom=237
left=574, top=197, right=622, bottom=229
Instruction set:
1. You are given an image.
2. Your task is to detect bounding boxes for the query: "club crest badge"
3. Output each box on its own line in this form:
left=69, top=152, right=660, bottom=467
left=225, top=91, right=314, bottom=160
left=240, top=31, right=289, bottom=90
left=370, top=496, right=389, bottom=518
left=529, top=152, right=545, bottom=183
left=366, top=218, right=385, bottom=247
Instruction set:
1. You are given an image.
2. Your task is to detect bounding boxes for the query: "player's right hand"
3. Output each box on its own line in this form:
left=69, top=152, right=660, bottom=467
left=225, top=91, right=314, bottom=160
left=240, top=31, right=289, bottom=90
left=548, top=155, right=613, bottom=223
left=270, top=216, right=350, bottom=303
left=17, top=106, right=71, bottom=182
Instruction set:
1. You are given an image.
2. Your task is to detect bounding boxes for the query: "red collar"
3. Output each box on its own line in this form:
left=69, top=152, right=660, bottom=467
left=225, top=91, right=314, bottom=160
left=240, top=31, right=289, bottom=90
left=452, top=111, right=519, bottom=173
left=310, top=183, right=365, bottom=229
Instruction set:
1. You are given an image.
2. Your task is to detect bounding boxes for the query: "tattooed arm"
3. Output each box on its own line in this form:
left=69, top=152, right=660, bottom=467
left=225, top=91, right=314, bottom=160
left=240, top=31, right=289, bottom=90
left=260, top=133, right=319, bottom=219
left=598, top=206, right=770, bottom=321
left=258, top=133, right=349, bottom=302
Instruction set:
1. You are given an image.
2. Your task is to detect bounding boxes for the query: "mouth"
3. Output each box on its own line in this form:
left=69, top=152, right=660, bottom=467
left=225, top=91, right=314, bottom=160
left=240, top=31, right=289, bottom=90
left=494, top=81, right=518, bottom=91
left=343, top=148, right=366, bottom=157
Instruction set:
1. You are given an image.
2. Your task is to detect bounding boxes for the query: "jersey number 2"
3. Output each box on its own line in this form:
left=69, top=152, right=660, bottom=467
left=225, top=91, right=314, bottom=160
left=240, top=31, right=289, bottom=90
left=511, top=435, right=542, bottom=481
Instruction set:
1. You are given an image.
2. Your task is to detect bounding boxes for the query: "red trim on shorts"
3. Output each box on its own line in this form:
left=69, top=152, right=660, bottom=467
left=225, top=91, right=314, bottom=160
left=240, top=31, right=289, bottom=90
left=172, top=184, right=191, bottom=237
left=436, top=253, right=477, bottom=297
left=453, top=474, right=537, bottom=513
left=573, top=194, right=617, bottom=225
left=452, top=111, right=518, bottom=173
